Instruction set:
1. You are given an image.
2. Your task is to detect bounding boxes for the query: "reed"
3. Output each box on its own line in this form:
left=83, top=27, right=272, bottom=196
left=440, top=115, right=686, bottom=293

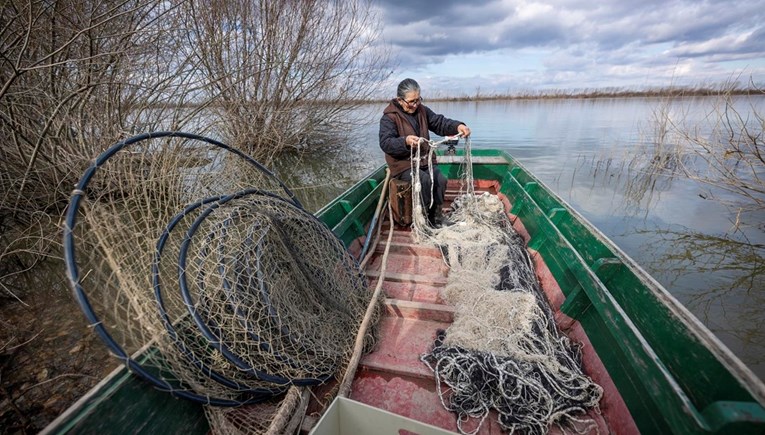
left=628, top=80, right=765, bottom=216
left=370, top=84, right=761, bottom=104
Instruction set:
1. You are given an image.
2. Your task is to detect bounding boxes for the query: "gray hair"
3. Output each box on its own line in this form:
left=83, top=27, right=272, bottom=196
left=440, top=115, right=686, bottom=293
left=396, top=78, right=420, bottom=98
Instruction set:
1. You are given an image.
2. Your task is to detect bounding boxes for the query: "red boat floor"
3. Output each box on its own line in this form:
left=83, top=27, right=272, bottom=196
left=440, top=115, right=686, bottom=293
left=346, top=180, right=637, bottom=434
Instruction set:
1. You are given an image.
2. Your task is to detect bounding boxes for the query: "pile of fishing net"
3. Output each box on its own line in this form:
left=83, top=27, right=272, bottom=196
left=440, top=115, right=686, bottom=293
left=413, top=141, right=603, bottom=434
left=63, top=132, right=375, bottom=433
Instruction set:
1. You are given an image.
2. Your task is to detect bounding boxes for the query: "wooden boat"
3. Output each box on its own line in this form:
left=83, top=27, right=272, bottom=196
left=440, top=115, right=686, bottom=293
left=44, top=148, right=765, bottom=434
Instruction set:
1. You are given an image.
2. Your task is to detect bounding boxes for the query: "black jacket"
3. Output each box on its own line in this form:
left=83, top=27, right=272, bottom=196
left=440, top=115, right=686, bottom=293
left=379, top=101, right=462, bottom=161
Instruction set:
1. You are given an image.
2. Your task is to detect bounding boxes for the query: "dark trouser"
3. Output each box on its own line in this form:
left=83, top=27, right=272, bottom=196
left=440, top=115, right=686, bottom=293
left=397, top=166, right=447, bottom=212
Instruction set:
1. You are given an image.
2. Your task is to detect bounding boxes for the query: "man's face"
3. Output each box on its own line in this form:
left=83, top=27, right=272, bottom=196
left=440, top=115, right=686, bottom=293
left=398, top=91, right=421, bottom=114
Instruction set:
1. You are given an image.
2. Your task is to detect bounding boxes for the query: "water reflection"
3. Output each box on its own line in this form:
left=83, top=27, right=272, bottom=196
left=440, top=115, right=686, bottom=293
left=572, top=151, right=680, bottom=218
left=563, top=152, right=765, bottom=379
left=566, top=110, right=765, bottom=379
left=269, top=139, right=381, bottom=212
left=633, top=224, right=765, bottom=376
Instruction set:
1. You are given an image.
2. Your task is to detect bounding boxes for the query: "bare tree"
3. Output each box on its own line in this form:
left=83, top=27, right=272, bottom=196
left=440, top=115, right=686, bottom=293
left=185, top=0, right=390, bottom=162
left=0, top=3, right=220, bottom=429
left=631, top=81, right=765, bottom=218
left=678, top=88, right=765, bottom=212
left=0, top=0, right=207, bottom=298
left=1, top=0, right=391, bottom=294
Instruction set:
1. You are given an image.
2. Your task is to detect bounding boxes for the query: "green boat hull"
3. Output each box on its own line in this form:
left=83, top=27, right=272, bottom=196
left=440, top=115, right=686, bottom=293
left=44, top=149, right=765, bottom=435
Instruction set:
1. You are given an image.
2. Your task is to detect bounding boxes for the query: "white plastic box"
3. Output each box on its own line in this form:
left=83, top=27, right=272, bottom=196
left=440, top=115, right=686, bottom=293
left=310, top=397, right=456, bottom=435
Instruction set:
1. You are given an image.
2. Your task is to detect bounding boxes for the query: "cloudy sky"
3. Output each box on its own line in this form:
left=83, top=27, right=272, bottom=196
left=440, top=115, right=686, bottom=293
left=373, top=0, right=765, bottom=97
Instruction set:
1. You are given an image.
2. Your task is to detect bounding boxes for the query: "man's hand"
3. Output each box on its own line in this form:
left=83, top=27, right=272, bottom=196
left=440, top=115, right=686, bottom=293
left=457, top=124, right=471, bottom=137
left=405, top=135, right=421, bottom=147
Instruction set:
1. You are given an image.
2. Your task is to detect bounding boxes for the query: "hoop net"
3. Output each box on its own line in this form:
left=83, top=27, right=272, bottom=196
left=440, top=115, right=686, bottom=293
left=64, top=133, right=374, bottom=431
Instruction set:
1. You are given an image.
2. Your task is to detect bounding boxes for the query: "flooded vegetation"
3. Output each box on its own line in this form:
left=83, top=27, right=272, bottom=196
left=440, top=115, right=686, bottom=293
left=269, top=141, right=382, bottom=213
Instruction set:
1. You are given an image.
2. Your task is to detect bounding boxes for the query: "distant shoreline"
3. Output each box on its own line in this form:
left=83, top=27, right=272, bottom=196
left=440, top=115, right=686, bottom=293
left=370, top=86, right=762, bottom=103
left=169, top=87, right=763, bottom=109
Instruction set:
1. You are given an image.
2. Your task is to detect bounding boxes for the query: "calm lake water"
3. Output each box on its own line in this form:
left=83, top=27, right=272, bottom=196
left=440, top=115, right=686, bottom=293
left=274, top=96, right=765, bottom=381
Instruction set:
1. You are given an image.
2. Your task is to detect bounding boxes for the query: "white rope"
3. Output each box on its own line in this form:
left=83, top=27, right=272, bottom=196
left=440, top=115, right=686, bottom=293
left=406, top=133, right=465, bottom=241
left=337, top=200, right=396, bottom=398
left=427, top=133, right=464, bottom=148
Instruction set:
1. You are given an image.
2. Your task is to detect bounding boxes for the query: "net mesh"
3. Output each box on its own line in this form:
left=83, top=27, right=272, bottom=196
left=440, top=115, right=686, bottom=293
left=203, top=386, right=308, bottom=435
left=64, top=133, right=374, bottom=430
left=414, top=139, right=603, bottom=434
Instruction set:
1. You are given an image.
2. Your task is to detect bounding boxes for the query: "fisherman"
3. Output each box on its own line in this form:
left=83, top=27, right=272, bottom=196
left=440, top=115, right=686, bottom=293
left=378, top=78, right=471, bottom=226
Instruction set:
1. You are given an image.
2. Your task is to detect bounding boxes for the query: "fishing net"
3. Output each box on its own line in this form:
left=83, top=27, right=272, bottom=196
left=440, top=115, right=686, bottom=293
left=63, top=132, right=373, bottom=429
left=204, top=386, right=309, bottom=435
left=412, top=139, right=603, bottom=434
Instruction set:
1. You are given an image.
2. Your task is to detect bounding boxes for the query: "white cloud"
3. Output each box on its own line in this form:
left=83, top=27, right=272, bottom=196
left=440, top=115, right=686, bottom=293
left=375, top=0, right=765, bottom=95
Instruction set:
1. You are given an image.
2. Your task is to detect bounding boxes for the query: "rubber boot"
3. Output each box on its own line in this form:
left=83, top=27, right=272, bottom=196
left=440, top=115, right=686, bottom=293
left=427, top=207, right=437, bottom=226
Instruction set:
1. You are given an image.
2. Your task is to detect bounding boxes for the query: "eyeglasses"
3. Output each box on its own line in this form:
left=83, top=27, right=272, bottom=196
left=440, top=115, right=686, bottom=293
left=400, top=97, right=422, bottom=107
